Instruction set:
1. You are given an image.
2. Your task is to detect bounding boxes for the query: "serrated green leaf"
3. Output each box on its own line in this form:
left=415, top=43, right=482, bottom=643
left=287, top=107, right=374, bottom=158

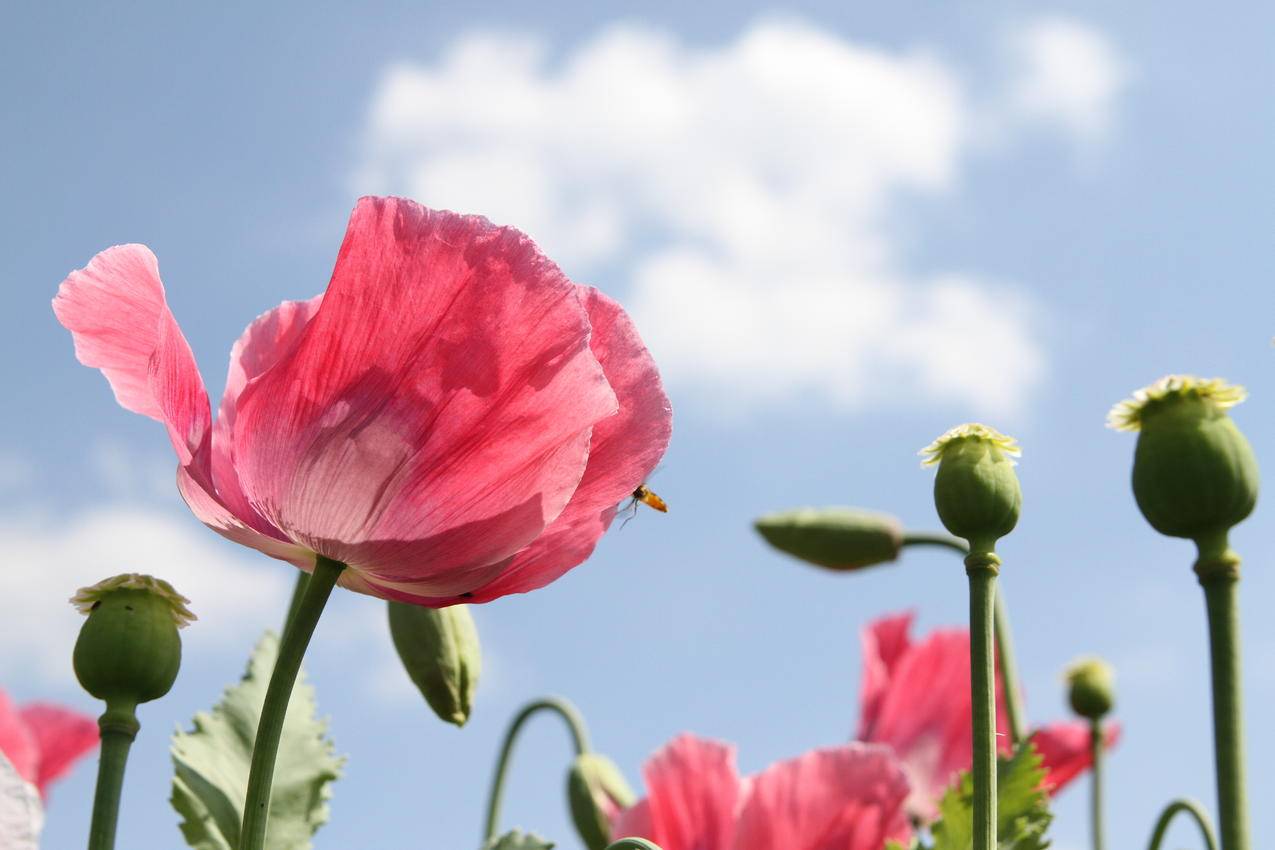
left=928, top=742, right=1053, bottom=850
left=482, top=829, right=556, bottom=850
left=170, top=631, right=344, bottom=850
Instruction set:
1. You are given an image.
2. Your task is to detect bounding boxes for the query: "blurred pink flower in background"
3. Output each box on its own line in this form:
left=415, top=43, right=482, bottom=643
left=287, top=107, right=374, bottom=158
left=612, top=734, right=911, bottom=850
left=54, top=196, right=671, bottom=607
left=0, top=689, right=97, bottom=799
left=858, top=612, right=1121, bottom=820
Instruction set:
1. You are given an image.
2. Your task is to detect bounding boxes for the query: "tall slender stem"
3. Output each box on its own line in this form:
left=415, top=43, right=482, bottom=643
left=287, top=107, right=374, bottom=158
left=1200, top=573, right=1249, bottom=850
left=903, top=533, right=1027, bottom=746
left=85, top=706, right=138, bottom=850
left=1089, top=720, right=1105, bottom=850
left=967, top=556, right=999, bottom=850
left=238, top=555, right=344, bottom=850
left=1146, top=799, right=1220, bottom=850
left=281, top=569, right=311, bottom=641
left=483, top=697, right=591, bottom=842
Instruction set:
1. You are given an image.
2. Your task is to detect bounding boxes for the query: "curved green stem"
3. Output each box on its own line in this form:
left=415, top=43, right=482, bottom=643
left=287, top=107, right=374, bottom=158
left=902, top=533, right=1027, bottom=747
left=85, top=704, right=139, bottom=850
left=606, top=841, right=663, bottom=850
left=967, top=555, right=999, bottom=850
left=1146, top=799, right=1219, bottom=850
left=1090, top=720, right=1105, bottom=850
left=483, top=696, right=592, bottom=843
left=238, top=556, right=344, bottom=850
left=1199, top=572, right=1249, bottom=850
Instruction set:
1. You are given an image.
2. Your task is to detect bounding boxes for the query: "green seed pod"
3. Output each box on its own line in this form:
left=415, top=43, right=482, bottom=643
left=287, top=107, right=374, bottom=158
left=1065, top=657, right=1116, bottom=720
left=70, top=574, right=191, bottom=711
left=568, top=753, right=637, bottom=850
left=1109, top=376, right=1257, bottom=551
left=387, top=601, right=481, bottom=727
left=920, top=424, right=1022, bottom=553
left=754, top=508, right=902, bottom=571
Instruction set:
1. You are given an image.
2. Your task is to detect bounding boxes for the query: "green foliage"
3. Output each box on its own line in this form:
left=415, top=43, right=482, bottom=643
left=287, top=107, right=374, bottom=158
left=482, top=830, right=556, bottom=850
left=170, top=632, right=343, bottom=850
left=920, top=743, right=1053, bottom=850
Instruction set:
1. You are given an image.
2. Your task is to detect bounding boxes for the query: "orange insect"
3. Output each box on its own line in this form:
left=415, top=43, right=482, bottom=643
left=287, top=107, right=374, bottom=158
left=631, top=483, right=668, bottom=513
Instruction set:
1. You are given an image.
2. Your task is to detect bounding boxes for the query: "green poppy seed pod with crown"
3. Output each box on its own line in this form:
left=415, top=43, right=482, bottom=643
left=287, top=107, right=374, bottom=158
left=387, top=601, right=481, bottom=727
left=920, top=424, right=1022, bottom=554
left=71, top=574, right=192, bottom=714
left=753, top=507, right=902, bottom=571
left=568, top=753, right=637, bottom=850
left=1065, top=656, right=1116, bottom=720
left=1109, top=376, right=1258, bottom=553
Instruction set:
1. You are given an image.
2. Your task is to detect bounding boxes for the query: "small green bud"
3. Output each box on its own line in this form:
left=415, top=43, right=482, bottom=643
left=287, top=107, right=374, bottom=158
left=1065, top=657, right=1116, bottom=720
left=1109, top=376, right=1258, bottom=552
left=754, top=507, right=902, bottom=571
left=920, top=423, right=1022, bottom=553
left=387, top=601, right=481, bottom=726
left=568, top=753, right=636, bottom=850
left=70, top=574, right=191, bottom=713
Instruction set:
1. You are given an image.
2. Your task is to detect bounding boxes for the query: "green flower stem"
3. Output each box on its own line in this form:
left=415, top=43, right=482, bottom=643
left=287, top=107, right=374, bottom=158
left=238, top=555, right=344, bottom=850
left=902, top=533, right=1027, bottom=747
left=1089, top=720, right=1105, bottom=850
left=85, top=704, right=139, bottom=850
left=483, top=696, right=592, bottom=843
left=281, top=569, right=311, bottom=641
left=1198, top=563, right=1249, bottom=850
left=967, top=553, right=999, bottom=850
left=1146, top=799, right=1219, bottom=850
left=606, top=841, right=662, bottom=850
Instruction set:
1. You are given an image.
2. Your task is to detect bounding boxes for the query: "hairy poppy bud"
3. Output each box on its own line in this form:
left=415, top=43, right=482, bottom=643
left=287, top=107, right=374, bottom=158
left=1065, top=657, right=1115, bottom=720
left=754, top=508, right=902, bottom=571
left=920, top=424, right=1022, bottom=555
left=70, top=574, right=191, bottom=722
left=387, top=601, right=481, bottom=726
left=1109, top=376, right=1257, bottom=558
left=568, top=753, right=636, bottom=850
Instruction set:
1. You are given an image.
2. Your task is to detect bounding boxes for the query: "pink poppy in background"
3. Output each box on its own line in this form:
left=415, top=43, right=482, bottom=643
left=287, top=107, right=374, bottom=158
left=612, top=734, right=911, bottom=850
left=0, top=689, right=98, bottom=799
left=857, top=612, right=1121, bottom=820
left=54, top=197, right=671, bottom=606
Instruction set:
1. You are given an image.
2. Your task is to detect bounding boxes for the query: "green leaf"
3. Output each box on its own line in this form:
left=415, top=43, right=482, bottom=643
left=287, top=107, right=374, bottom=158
left=482, top=830, right=556, bottom=850
left=926, top=742, right=1053, bottom=850
left=170, top=631, right=344, bottom=850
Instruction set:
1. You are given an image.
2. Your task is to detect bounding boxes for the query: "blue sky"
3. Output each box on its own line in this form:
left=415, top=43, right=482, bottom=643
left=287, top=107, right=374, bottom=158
left=5, top=2, right=1275, bottom=849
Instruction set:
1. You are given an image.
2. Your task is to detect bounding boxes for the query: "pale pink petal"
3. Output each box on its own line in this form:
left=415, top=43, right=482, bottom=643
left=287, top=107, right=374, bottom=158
left=1030, top=721, right=1121, bottom=796
left=0, top=695, right=37, bottom=789
left=858, top=612, right=916, bottom=739
left=733, top=743, right=911, bottom=850
left=423, top=286, right=672, bottom=604
left=17, top=705, right=98, bottom=796
left=231, top=197, right=617, bottom=594
left=633, top=734, right=741, bottom=850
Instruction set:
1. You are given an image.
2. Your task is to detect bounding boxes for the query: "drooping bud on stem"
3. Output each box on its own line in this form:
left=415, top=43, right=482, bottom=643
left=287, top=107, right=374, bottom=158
left=568, top=753, right=637, bottom=850
left=753, top=507, right=902, bottom=571
left=1065, top=657, right=1116, bottom=721
left=387, top=601, right=481, bottom=727
left=920, top=423, right=1021, bottom=557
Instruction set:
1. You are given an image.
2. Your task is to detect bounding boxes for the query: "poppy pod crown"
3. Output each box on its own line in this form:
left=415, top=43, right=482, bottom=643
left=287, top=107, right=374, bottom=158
left=920, top=423, right=1022, bottom=555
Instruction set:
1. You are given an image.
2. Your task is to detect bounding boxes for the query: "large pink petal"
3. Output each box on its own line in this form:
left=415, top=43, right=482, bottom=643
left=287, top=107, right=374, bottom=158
left=401, top=286, right=672, bottom=605
left=627, top=734, right=741, bottom=850
left=232, top=197, right=617, bottom=594
left=0, top=694, right=37, bottom=788
left=1030, top=721, right=1121, bottom=796
left=17, top=705, right=98, bottom=797
left=858, top=612, right=916, bottom=740
left=733, top=743, right=911, bottom=850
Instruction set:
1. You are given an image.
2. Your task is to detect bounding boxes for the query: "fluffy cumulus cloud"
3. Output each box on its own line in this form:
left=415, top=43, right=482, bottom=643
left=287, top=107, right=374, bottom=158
left=355, top=16, right=1126, bottom=417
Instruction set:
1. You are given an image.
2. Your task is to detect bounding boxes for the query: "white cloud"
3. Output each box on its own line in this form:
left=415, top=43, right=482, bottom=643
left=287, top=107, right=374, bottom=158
left=1004, top=16, right=1130, bottom=144
left=355, top=17, right=1124, bottom=416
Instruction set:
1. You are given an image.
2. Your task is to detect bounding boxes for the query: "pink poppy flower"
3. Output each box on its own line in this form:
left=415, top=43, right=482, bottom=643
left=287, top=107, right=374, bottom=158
left=0, top=690, right=98, bottom=799
left=54, top=197, right=671, bottom=605
left=857, top=612, right=1121, bottom=820
left=612, top=734, right=912, bottom=850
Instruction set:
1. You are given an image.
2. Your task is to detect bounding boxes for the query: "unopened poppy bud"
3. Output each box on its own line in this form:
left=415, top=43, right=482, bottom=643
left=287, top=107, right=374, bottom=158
left=1109, top=376, right=1258, bottom=558
left=754, top=508, right=902, bottom=571
left=387, top=601, right=481, bottom=726
left=70, top=574, right=191, bottom=721
left=920, top=424, right=1022, bottom=554
left=1065, top=657, right=1115, bottom=720
left=568, top=753, right=636, bottom=850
